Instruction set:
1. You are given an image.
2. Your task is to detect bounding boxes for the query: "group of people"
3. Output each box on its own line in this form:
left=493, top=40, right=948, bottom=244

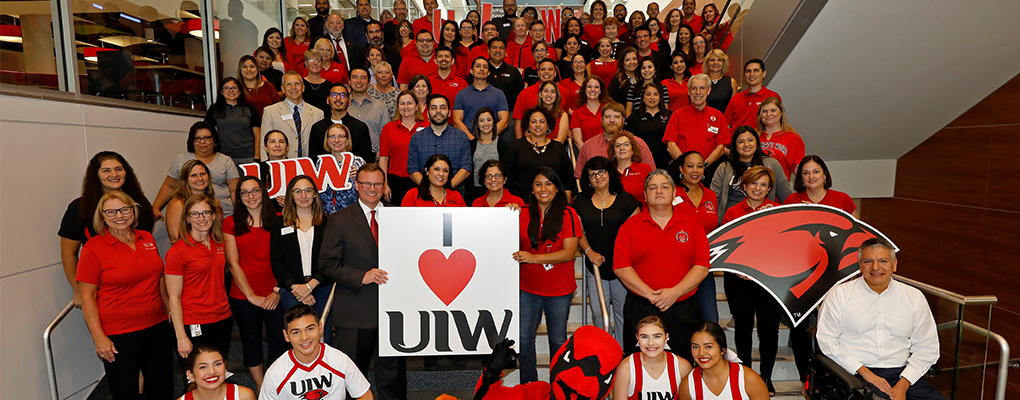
left=57, top=1, right=947, bottom=400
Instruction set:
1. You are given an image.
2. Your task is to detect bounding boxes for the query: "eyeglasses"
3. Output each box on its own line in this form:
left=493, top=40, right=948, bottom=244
left=193, top=136, right=214, bottom=143
left=222, top=86, right=239, bottom=92
left=329, top=92, right=349, bottom=98
left=292, top=187, right=317, bottom=195
left=239, top=188, right=262, bottom=198
left=102, top=206, right=134, bottom=217
left=484, top=173, right=504, bottom=180
left=588, top=170, right=608, bottom=178
left=614, top=142, right=632, bottom=148
left=357, top=181, right=385, bottom=188
left=328, top=134, right=348, bottom=141
left=188, top=210, right=215, bottom=219
left=417, top=38, right=433, bottom=43
left=305, top=58, right=322, bottom=64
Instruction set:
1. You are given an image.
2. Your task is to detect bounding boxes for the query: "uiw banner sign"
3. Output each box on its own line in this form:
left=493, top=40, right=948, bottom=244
left=239, top=154, right=354, bottom=198
left=378, top=208, right=519, bottom=356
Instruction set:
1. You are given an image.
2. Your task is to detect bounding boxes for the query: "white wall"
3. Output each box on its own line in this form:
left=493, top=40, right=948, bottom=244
left=0, top=94, right=197, bottom=400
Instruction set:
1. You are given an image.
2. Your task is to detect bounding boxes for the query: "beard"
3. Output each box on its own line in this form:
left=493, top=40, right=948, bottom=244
left=430, top=113, right=449, bottom=126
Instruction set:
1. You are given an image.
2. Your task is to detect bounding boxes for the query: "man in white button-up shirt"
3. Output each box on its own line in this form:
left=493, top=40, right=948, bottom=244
left=817, top=238, right=946, bottom=400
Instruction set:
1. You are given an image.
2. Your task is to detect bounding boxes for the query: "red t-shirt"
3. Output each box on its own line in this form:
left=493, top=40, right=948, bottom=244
left=380, top=120, right=428, bottom=177
left=674, top=183, right=720, bottom=235
left=223, top=216, right=277, bottom=299
left=614, top=209, right=709, bottom=297
left=569, top=103, right=605, bottom=143
left=453, top=45, right=473, bottom=78
left=724, top=87, right=780, bottom=129
left=559, top=79, right=582, bottom=111
left=662, top=105, right=731, bottom=160
left=688, top=63, right=703, bottom=76
left=662, top=78, right=690, bottom=112
left=506, top=37, right=533, bottom=69
left=400, top=187, right=467, bottom=207
left=76, top=230, right=167, bottom=336
left=588, top=60, right=618, bottom=88
left=582, top=25, right=605, bottom=45
left=783, top=190, right=857, bottom=214
left=722, top=198, right=781, bottom=225
left=518, top=42, right=559, bottom=71
left=685, top=15, right=705, bottom=35
left=471, top=189, right=525, bottom=207
left=518, top=206, right=582, bottom=297
left=319, top=62, right=349, bottom=85
left=412, top=17, right=437, bottom=39
left=759, top=130, right=805, bottom=178
left=428, top=71, right=469, bottom=105
left=165, top=235, right=232, bottom=325
left=401, top=41, right=417, bottom=58
left=468, top=44, right=489, bottom=62
left=285, top=38, right=310, bottom=76
left=512, top=83, right=569, bottom=121
left=619, top=163, right=653, bottom=207
left=397, top=53, right=439, bottom=85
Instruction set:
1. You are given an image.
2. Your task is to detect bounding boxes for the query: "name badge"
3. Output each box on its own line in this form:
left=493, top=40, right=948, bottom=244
left=189, top=324, right=202, bottom=337
left=543, top=264, right=554, bottom=271
left=282, top=114, right=293, bottom=121
left=281, top=226, right=295, bottom=235
left=415, top=126, right=427, bottom=132
left=708, top=126, right=719, bottom=134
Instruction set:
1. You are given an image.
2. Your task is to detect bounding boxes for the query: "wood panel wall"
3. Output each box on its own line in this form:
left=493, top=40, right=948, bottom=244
left=860, top=74, right=1020, bottom=399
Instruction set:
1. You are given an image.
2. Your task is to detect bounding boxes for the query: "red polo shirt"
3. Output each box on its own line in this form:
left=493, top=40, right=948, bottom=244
left=724, top=87, right=780, bottom=129
left=76, top=230, right=167, bottom=335
left=223, top=217, right=277, bottom=299
left=661, top=78, right=690, bottom=112
left=397, top=53, right=438, bottom=85
left=512, top=83, right=569, bottom=120
left=759, top=130, right=805, bottom=178
left=619, top=162, right=653, bottom=207
left=468, top=44, right=489, bottom=62
left=471, top=189, right=525, bottom=207
left=663, top=104, right=731, bottom=160
left=674, top=183, right=720, bottom=235
left=518, top=206, right=582, bottom=297
left=614, top=209, right=709, bottom=297
left=559, top=79, right=582, bottom=111
left=783, top=190, right=857, bottom=214
left=380, top=120, right=428, bottom=177
left=320, top=62, right=349, bottom=85
left=412, top=16, right=437, bottom=38
left=506, top=37, right=533, bottom=69
left=569, top=103, right=605, bottom=143
left=722, top=198, right=781, bottom=225
left=582, top=24, right=604, bottom=45
left=400, top=188, right=466, bottom=207
left=685, top=15, right=705, bottom=34
left=518, top=42, right=559, bottom=71
left=588, top=60, right=618, bottom=87
left=428, top=71, right=469, bottom=105
left=165, top=235, right=232, bottom=325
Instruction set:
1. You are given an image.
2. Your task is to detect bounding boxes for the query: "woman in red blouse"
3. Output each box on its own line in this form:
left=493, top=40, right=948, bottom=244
left=719, top=166, right=781, bottom=395
left=223, top=176, right=285, bottom=390
left=673, top=151, right=722, bottom=324
left=610, top=131, right=653, bottom=208
left=472, top=159, right=525, bottom=208
left=380, top=91, right=428, bottom=204
left=784, top=155, right=858, bottom=217
left=166, top=194, right=264, bottom=362
left=662, top=53, right=691, bottom=112
left=78, top=191, right=172, bottom=400
left=401, top=154, right=466, bottom=207
left=284, top=17, right=311, bottom=76
left=512, top=167, right=582, bottom=383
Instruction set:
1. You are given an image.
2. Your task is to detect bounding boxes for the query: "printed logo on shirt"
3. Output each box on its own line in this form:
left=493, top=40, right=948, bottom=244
left=709, top=115, right=716, bottom=122
left=705, top=201, right=715, bottom=212
left=676, top=230, right=689, bottom=243
left=761, top=142, right=789, bottom=156
left=290, top=374, right=333, bottom=398
left=142, top=241, right=157, bottom=251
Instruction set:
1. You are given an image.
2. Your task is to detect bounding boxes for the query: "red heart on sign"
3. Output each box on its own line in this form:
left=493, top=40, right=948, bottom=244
left=418, top=249, right=476, bottom=306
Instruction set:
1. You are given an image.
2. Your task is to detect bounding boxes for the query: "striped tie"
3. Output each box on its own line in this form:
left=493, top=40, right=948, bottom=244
left=293, top=105, right=303, bottom=157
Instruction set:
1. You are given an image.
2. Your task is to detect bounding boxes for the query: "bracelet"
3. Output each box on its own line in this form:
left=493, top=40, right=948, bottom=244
left=305, top=283, right=312, bottom=292
left=583, top=247, right=591, bottom=255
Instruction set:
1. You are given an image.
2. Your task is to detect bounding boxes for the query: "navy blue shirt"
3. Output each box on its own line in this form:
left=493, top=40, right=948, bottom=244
left=406, top=125, right=473, bottom=178
left=453, top=83, right=510, bottom=132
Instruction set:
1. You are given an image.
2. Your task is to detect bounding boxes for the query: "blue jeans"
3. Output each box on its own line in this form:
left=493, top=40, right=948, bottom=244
left=519, top=290, right=573, bottom=383
left=695, top=273, right=719, bottom=322
left=279, top=283, right=334, bottom=344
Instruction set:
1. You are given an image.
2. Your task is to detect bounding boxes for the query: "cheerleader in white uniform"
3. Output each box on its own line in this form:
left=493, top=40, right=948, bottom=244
left=613, top=316, right=694, bottom=400
left=179, top=344, right=256, bottom=400
left=680, top=322, right=770, bottom=400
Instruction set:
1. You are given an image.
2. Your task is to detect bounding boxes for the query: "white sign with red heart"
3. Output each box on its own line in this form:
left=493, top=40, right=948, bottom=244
left=378, top=207, right=520, bottom=356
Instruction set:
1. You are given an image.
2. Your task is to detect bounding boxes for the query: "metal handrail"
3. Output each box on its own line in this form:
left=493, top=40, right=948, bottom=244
left=894, top=275, right=998, bottom=306
left=43, top=300, right=77, bottom=400
left=937, top=320, right=1011, bottom=400
left=585, top=254, right=611, bottom=332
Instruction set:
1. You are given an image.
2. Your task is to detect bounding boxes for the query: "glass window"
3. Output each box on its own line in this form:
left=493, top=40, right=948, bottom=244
left=71, top=0, right=208, bottom=109
left=215, top=0, right=280, bottom=85
left=0, top=0, right=60, bottom=90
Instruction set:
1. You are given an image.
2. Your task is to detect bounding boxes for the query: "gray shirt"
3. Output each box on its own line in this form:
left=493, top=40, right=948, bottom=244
left=472, top=140, right=500, bottom=187
left=167, top=152, right=240, bottom=217
left=348, top=95, right=391, bottom=154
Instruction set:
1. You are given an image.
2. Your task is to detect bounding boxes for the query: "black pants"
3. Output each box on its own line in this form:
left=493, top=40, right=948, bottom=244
left=623, top=291, right=701, bottom=365
left=335, top=326, right=407, bottom=400
left=388, top=174, right=416, bottom=206
left=229, top=297, right=287, bottom=368
left=858, top=367, right=947, bottom=400
left=789, top=309, right=816, bottom=383
left=104, top=322, right=174, bottom=400
left=181, top=317, right=233, bottom=365
left=724, top=272, right=781, bottom=381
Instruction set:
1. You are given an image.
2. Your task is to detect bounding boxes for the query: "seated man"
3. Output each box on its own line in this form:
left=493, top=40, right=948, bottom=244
left=816, top=238, right=946, bottom=400
left=261, top=304, right=373, bottom=399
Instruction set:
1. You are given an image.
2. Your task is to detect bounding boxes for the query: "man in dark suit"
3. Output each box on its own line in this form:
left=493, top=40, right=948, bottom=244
left=318, top=163, right=405, bottom=400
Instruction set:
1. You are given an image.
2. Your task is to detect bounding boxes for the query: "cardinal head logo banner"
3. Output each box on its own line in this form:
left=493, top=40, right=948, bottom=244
left=708, top=204, right=897, bottom=327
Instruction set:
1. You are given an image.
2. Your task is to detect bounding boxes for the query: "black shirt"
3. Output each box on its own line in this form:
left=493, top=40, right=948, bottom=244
left=572, top=191, right=641, bottom=279
left=262, top=68, right=283, bottom=92
left=501, top=137, right=577, bottom=198
left=522, top=67, right=539, bottom=86
left=488, top=62, right=526, bottom=114
left=492, top=14, right=517, bottom=40
left=707, top=75, right=734, bottom=114
left=626, top=109, right=673, bottom=169
left=303, top=78, right=334, bottom=117
left=308, top=114, right=376, bottom=162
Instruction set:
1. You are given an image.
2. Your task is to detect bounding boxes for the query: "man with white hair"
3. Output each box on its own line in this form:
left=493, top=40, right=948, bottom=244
left=663, top=74, right=730, bottom=168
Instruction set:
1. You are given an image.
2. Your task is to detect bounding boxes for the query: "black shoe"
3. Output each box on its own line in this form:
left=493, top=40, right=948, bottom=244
left=765, top=378, right=776, bottom=397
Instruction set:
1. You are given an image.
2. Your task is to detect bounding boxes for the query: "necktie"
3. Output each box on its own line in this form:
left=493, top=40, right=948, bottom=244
left=335, top=38, right=348, bottom=70
left=293, top=105, right=303, bottom=157
left=370, top=210, right=379, bottom=244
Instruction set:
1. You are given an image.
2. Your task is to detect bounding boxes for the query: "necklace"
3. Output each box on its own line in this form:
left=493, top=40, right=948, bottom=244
left=307, top=80, right=323, bottom=91
left=529, top=136, right=549, bottom=154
